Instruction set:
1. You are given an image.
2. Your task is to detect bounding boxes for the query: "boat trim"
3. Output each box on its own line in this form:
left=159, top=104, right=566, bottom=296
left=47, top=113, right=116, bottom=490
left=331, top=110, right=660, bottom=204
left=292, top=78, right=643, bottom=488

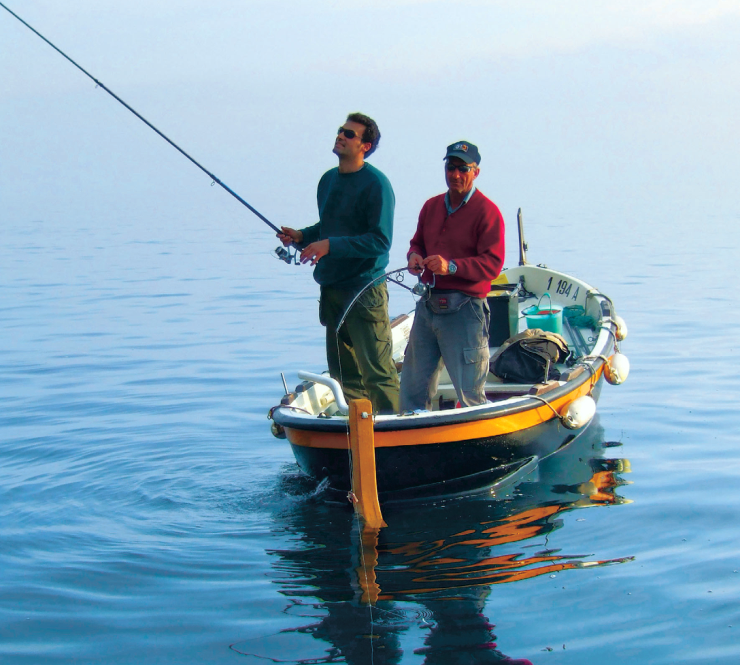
left=282, top=364, right=603, bottom=449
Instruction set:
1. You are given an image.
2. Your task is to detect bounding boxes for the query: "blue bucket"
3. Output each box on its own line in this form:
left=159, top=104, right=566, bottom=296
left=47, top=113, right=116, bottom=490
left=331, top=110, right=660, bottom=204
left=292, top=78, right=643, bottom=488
left=523, top=292, right=563, bottom=335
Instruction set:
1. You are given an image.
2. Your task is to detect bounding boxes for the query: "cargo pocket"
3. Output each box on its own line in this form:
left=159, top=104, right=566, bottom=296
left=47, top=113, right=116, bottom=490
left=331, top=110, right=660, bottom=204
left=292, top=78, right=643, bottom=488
left=356, top=286, right=390, bottom=342
left=461, top=344, right=490, bottom=394
left=464, top=345, right=490, bottom=365
left=358, top=287, right=384, bottom=312
left=351, top=286, right=395, bottom=374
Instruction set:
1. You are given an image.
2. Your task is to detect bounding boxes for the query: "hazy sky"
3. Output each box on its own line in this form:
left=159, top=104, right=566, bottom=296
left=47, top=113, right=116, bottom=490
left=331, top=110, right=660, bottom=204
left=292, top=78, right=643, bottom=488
left=2, top=1, right=738, bottom=251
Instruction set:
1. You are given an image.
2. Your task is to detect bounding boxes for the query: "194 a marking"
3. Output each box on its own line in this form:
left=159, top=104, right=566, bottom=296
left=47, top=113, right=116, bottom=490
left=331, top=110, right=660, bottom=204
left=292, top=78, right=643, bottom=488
left=546, top=277, right=580, bottom=301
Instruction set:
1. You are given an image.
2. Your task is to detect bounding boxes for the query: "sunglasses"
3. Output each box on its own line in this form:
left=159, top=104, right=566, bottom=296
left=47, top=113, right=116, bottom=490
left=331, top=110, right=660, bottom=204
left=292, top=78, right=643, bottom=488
left=337, top=127, right=361, bottom=140
left=445, top=163, right=474, bottom=173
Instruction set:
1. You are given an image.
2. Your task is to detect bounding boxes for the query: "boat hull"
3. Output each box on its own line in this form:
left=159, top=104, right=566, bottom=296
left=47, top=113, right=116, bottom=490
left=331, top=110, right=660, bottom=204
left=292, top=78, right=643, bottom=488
left=290, top=418, right=568, bottom=494
left=285, top=379, right=604, bottom=494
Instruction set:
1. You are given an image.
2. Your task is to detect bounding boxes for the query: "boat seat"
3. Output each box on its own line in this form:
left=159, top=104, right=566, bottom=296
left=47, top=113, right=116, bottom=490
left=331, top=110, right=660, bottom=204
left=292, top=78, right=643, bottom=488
left=487, top=380, right=561, bottom=398
left=433, top=379, right=563, bottom=410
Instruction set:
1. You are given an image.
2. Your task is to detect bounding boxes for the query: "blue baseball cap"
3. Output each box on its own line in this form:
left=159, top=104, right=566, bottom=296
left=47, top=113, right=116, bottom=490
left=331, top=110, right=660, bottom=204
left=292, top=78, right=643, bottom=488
left=444, top=141, right=481, bottom=164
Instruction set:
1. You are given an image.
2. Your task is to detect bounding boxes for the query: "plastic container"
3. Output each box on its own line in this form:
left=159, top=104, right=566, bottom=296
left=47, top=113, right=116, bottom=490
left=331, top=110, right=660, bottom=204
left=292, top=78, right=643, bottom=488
left=523, top=292, right=563, bottom=335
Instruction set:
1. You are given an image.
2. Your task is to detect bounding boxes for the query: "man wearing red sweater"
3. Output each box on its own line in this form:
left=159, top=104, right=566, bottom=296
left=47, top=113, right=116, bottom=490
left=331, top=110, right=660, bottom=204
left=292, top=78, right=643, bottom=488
left=399, top=141, right=505, bottom=411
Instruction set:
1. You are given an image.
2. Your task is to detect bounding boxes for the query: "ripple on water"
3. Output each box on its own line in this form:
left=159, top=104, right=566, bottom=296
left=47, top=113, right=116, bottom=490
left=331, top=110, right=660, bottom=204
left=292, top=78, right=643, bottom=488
left=2, top=210, right=740, bottom=664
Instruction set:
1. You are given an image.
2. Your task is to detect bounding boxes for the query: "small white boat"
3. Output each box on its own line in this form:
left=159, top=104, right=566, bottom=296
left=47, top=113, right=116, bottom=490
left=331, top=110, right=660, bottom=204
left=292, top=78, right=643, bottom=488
left=269, top=213, right=629, bottom=499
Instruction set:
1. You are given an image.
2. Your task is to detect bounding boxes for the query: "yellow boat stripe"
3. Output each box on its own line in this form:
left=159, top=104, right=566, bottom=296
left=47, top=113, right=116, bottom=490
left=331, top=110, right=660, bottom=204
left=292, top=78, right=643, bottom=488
left=285, top=371, right=601, bottom=450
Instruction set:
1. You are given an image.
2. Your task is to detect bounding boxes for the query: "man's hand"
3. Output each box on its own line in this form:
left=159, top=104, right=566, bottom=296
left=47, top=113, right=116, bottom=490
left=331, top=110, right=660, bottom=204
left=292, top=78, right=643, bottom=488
left=300, top=239, right=330, bottom=266
left=422, top=254, right=451, bottom=275
left=277, top=226, right=303, bottom=246
left=408, top=252, right=425, bottom=275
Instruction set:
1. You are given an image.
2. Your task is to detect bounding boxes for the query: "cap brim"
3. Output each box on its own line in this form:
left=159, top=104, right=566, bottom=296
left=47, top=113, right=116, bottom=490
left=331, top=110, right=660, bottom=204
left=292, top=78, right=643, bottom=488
left=444, top=151, right=476, bottom=164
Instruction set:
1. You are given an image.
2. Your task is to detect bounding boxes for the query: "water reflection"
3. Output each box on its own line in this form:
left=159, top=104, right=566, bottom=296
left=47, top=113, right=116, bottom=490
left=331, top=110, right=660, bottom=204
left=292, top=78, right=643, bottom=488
left=235, top=417, right=632, bottom=664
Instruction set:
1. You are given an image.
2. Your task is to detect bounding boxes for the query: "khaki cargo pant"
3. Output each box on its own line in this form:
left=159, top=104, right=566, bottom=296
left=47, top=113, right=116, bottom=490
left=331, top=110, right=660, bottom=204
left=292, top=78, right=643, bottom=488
left=399, top=291, right=490, bottom=412
left=320, top=282, right=400, bottom=415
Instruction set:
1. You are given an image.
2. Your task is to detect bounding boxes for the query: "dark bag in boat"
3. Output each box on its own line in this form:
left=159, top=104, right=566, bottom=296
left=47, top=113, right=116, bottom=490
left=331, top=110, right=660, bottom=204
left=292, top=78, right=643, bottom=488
left=489, top=329, right=570, bottom=383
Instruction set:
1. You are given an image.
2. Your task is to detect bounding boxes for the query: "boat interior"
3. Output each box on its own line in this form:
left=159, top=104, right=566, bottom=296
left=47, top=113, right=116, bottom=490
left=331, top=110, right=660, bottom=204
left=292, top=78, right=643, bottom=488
left=281, top=266, right=611, bottom=418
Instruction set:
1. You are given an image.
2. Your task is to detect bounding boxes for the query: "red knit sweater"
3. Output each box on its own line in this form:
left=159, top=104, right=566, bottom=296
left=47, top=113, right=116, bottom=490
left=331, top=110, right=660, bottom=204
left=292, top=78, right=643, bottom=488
left=407, top=189, right=505, bottom=298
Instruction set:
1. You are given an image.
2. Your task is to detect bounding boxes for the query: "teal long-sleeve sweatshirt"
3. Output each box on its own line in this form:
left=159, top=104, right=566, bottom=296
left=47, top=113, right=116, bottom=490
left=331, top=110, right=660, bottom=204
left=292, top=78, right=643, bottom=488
left=300, top=163, right=395, bottom=291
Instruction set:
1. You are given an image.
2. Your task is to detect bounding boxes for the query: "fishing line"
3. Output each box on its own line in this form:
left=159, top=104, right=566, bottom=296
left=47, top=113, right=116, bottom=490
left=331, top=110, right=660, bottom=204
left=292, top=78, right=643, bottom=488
left=1, top=2, right=283, bottom=237
left=335, top=353, right=377, bottom=663
left=333, top=268, right=430, bottom=658
left=332, top=274, right=404, bottom=663
left=321, top=271, right=435, bottom=657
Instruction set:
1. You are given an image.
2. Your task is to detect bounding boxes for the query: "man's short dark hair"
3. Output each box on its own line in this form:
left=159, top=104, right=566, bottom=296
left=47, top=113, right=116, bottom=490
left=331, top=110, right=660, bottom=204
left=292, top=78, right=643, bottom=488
left=346, top=112, right=380, bottom=158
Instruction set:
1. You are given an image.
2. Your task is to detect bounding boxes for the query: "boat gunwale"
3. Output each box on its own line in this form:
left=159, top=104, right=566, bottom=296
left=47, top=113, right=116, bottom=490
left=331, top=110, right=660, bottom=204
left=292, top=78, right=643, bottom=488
left=273, top=355, right=607, bottom=433
left=271, top=271, right=617, bottom=434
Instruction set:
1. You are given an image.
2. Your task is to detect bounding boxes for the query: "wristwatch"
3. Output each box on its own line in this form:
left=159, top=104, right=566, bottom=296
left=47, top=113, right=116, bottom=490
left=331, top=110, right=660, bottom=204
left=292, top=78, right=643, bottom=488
left=448, top=260, right=458, bottom=275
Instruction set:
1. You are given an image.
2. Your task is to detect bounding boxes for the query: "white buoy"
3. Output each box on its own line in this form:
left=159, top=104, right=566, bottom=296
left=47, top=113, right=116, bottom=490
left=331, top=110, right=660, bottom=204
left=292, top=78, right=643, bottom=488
left=560, top=395, right=597, bottom=429
left=605, top=353, right=630, bottom=385
left=613, top=315, right=628, bottom=341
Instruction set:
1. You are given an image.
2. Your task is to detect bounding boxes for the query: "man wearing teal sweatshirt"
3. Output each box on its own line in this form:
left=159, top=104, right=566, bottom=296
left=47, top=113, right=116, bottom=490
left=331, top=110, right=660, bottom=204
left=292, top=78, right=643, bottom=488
left=277, top=113, right=400, bottom=414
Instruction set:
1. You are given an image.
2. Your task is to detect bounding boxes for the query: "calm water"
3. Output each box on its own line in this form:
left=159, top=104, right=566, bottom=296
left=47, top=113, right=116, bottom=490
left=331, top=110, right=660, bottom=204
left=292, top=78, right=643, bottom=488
left=2, top=203, right=739, bottom=665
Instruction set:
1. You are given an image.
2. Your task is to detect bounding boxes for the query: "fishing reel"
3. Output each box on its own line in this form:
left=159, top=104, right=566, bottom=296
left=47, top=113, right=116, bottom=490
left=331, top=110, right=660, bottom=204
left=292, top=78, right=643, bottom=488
left=385, top=269, right=435, bottom=300
left=411, top=273, right=435, bottom=299
left=273, top=245, right=299, bottom=265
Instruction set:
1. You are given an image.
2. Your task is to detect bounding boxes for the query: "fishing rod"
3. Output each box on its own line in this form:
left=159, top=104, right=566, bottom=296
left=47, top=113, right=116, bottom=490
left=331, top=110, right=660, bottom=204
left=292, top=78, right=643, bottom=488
left=335, top=268, right=434, bottom=332
left=1, top=2, right=295, bottom=258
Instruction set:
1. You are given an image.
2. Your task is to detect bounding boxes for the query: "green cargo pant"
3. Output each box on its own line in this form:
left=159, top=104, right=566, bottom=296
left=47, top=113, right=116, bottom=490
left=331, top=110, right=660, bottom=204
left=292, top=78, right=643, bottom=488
left=320, top=282, right=400, bottom=415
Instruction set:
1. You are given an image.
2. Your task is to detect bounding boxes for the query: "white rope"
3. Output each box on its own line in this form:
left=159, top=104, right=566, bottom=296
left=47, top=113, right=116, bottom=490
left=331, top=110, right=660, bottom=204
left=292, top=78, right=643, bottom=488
left=527, top=394, right=564, bottom=421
